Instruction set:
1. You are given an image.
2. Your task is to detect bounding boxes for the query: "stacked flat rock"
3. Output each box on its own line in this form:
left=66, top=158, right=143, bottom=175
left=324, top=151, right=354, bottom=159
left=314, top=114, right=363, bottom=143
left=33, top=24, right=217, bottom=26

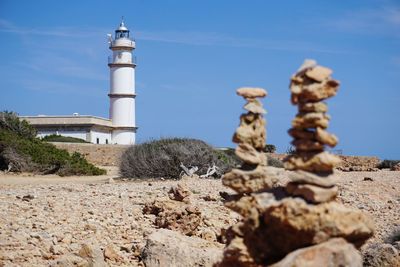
left=217, top=67, right=374, bottom=267
left=222, top=87, right=279, bottom=194
left=275, top=60, right=374, bottom=266
left=217, top=87, right=281, bottom=267
left=283, top=59, right=342, bottom=203
left=285, top=59, right=341, bottom=174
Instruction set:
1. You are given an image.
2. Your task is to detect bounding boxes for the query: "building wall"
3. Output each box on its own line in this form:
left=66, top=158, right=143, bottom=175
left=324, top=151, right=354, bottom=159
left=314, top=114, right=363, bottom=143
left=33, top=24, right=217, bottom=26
left=35, top=126, right=113, bottom=145
left=90, top=129, right=112, bottom=145
left=37, top=130, right=89, bottom=142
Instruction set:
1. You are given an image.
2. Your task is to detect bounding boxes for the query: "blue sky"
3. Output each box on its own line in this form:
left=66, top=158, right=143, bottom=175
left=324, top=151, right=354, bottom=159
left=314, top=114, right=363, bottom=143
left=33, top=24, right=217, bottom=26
left=0, top=0, right=399, bottom=159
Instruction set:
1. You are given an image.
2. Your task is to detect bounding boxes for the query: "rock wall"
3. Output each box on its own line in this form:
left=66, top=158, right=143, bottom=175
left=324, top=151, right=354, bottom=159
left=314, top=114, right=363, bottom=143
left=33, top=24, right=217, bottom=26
left=52, top=142, right=380, bottom=170
left=51, top=142, right=128, bottom=166
left=268, top=153, right=380, bottom=171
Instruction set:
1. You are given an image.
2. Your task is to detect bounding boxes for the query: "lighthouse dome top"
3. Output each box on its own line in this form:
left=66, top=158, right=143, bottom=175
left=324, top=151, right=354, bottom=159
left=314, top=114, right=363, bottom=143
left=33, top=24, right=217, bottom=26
left=117, top=21, right=129, bottom=32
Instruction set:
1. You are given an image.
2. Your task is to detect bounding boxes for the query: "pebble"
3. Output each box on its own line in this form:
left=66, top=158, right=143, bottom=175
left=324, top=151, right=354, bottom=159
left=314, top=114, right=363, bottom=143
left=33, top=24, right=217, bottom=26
left=0, top=169, right=398, bottom=266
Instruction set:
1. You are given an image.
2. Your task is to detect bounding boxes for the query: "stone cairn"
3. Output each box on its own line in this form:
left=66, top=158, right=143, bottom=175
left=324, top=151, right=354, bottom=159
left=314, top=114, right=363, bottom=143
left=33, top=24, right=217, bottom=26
left=217, top=86, right=280, bottom=266
left=217, top=62, right=374, bottom=267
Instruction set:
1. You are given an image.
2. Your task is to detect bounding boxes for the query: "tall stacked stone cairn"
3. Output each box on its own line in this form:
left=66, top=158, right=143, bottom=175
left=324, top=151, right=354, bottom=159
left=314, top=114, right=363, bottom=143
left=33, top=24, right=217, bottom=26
left=217, top=63, right=374, bottom=267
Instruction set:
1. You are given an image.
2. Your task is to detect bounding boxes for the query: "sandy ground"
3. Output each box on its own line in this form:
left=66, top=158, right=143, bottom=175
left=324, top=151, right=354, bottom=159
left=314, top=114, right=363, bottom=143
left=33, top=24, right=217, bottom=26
left=0, top=168, right=399, bottom=266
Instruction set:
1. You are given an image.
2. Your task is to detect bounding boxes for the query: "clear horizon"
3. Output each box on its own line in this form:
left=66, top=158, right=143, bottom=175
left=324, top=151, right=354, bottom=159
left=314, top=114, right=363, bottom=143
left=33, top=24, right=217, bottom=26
left=0, top=0, right=399, bottom=159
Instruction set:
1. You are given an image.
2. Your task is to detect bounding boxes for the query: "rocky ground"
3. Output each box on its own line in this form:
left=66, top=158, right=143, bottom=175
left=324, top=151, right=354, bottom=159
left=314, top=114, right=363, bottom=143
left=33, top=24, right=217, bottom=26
left=0, top=167, right=399, bottom=266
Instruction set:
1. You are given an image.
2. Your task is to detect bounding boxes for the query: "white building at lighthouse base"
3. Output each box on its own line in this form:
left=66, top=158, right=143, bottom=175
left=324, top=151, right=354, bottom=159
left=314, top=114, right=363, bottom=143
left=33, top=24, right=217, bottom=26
left=21, top=115, right=137, bottom=145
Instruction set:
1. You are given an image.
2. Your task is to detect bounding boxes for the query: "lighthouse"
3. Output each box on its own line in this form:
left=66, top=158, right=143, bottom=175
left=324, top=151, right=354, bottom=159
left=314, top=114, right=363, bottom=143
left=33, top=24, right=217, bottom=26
left=22, top=20, right=138, bottom=145
left=107, top=19, right=137, bottom=145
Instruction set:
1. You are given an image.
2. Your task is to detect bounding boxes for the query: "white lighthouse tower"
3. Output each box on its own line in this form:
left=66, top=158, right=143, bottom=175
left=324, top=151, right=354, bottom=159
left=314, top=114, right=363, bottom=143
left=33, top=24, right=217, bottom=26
left=108, top=19, right=137, bottom=145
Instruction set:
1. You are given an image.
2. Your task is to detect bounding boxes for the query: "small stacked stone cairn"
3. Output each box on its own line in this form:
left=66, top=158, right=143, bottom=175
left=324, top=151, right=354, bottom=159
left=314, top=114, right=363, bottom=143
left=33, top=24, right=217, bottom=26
left=284, top=59, right=341, bottom=175
left=284, top=59, right=343, bottom=204
left=222, top=87, right=279, bottom=194
left=276, top=60, right=374, bottom=265
left=217, top=65, right=374, bottom=267
left=217, top=87, right=281, bottom=266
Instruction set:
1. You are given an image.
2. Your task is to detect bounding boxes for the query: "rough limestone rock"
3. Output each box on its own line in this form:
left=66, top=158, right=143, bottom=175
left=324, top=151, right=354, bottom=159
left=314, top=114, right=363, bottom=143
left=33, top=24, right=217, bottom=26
left=219, top=235, right=256, bottom=267
left=244, top=99, right=266, bottom=114
left=288, top=170, right=339, bottom=188
left=285, top=182, right=338, bottom=203
left=288, top=128, right=337, bottom=148
left=284, top=151, right=342, bottom=172
left=271, top=238, right=362, bottom=267
left=262, top=198, right=374, bottom=253
left=305, top=65, right=333, bottom=82
left=292, top=112, right=330, bottom=129
left=168, top=183, right=191, bottom=202
left=291, top=139, right=324, bottom=151
left=233, top=115, right=266, bottom=150
left=51, top=254, right=90, bottom=267
left=143, top=199, right=202, bottom=236
left=290, top=78, right=339, bottom=104
left=141, top=229, right=223, bottom=267
left=222, top=166, right=279, bottom=194
left=235, top=143, right=267, bottom=165
left=224, top=192, right=278, bottom=218
left=315, top=127, right=338, bottom=147
left=104, top=244, right=122, bottom=262
left=78, top=241, right=106, bottom=267
left=299, top=102, right=328, bottom=113
left=236, top=87, right=267, bottom=98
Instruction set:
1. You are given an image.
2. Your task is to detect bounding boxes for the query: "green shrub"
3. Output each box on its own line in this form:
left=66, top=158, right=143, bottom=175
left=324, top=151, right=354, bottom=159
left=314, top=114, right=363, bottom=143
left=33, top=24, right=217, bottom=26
left=264, top=144, right=276, bottom=153
left=378, top=160, right=400, bottom=169
left=0, top=111, right=37, bottom=139
left=42, top=134, right=88, bottom=143
left=0, top=112, right=105, bottom=176
left=120, top=138, right=237, bottom=179
left=214, top=148, right=241, bottom=167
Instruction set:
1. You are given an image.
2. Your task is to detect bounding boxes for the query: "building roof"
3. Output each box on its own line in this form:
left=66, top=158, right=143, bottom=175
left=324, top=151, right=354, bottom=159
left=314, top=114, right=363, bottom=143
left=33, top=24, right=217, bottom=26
left=21, top=115, right=113, bottom=128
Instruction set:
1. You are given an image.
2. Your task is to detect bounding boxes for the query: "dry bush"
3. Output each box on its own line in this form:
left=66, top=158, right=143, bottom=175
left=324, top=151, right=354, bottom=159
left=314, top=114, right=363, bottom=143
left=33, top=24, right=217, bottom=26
left=378, top=160, right=400, bottom=169
left=120, top=138, right=237, bottom=179
left=0, top=146, right=33, bottom=172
